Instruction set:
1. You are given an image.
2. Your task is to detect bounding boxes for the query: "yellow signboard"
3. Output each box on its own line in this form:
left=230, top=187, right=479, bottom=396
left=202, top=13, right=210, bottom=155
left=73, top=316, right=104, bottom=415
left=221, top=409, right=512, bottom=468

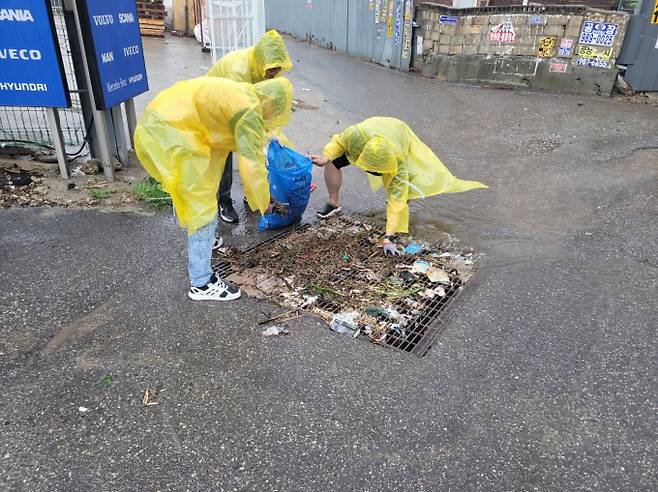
left=538, top=36, right=556, bottom=57
left=577, top=45, right=611, bottom=60
left=653, top=0, right=658, bottom=24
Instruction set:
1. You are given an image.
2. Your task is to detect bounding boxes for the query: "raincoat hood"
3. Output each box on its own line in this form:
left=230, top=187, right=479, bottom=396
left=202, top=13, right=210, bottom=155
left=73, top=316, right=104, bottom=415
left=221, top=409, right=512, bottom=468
left=251, top=30, right=293, bottom=80
left=355, top=136, right=398, bottom=174
left=253, top=77, right=293, bottom=129
left=206, top=30, right=292, bottom=84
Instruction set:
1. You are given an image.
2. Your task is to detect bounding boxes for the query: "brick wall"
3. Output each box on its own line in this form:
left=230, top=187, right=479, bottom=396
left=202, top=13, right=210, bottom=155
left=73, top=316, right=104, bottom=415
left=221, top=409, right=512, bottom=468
left=413, top=5, right=630, bottom=95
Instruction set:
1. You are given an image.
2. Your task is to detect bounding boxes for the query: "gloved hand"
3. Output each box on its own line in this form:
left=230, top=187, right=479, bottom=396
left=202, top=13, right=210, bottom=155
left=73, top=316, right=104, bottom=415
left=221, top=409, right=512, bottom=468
left=383, top=241, right=402, bottom=256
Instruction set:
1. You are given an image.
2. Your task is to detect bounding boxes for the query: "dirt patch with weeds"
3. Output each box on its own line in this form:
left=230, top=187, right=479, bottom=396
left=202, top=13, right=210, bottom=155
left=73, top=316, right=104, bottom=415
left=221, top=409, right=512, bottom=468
left=0, top=158, right=155, bottom=212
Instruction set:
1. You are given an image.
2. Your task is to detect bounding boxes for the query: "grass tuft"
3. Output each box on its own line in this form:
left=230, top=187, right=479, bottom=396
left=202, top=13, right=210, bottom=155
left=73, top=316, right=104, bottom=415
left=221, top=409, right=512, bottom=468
left=133, top=177, right=171, bottom=209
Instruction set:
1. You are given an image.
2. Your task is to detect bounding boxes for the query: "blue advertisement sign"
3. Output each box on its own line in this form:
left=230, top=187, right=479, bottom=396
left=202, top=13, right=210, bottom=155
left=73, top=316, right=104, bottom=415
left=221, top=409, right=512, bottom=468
left=0, top=1, right=70, bottom=108
left=530, top=15, right=543, bottom=25
left=77, top=0, right=149, bottom=110
left=439, top=15, right=458, bottom=26
left=578, top=21, right=618, bottom=47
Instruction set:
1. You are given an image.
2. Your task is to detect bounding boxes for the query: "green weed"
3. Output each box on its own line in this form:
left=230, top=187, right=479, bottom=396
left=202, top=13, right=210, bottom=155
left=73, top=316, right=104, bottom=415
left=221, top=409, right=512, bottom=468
left=89, top=188, right=114, bottom=200
left=100, top=373, right=113, bottom=388
left=133, top=177, right=171, bottom=209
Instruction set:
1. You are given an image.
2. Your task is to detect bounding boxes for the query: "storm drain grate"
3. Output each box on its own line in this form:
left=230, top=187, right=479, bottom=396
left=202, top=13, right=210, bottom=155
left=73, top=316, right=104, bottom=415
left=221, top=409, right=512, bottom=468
left=212, top=223, right=309, bottom=278
left=213, top=217, right=477, bottom=357
left=309, top=252, right=474, bottom=357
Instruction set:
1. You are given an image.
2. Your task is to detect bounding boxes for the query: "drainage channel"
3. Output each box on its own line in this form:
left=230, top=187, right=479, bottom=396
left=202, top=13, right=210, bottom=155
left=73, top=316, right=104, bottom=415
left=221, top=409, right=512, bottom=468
left=213, top=217, right=477, bottom=357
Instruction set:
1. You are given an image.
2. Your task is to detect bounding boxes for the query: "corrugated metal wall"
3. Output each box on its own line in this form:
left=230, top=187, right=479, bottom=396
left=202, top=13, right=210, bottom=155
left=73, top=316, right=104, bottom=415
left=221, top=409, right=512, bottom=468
left=265, top=0, right=413, bottom=70
left=616, top=0, right=658, bottom=90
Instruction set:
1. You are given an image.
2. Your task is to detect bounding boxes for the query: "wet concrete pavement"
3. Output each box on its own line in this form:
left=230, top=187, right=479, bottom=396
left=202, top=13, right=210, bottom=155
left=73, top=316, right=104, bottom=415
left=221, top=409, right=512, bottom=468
left=1, top=36, right=657, bottom=490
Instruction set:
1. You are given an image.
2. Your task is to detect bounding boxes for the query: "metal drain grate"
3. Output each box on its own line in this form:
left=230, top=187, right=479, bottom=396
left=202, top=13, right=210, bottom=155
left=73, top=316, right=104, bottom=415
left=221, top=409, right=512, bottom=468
left=310, top=254, right=472, bottom=356
left=212, top=223, right=309, bottom=278
left=213, top=218, right=476, bottom=357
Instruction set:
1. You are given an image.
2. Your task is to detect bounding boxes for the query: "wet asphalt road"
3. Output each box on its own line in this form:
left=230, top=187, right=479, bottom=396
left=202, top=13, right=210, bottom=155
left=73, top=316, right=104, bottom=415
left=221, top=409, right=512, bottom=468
left=1, top=37, right=657, bottom=490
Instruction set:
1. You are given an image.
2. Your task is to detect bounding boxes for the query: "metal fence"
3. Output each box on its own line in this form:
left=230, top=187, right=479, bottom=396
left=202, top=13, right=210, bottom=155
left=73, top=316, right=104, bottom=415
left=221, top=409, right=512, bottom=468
left=0, top=0, right=86, bottom=148
left=265, top=0, right=413, bottom=71
left=207, top=0, right=265, bottom=62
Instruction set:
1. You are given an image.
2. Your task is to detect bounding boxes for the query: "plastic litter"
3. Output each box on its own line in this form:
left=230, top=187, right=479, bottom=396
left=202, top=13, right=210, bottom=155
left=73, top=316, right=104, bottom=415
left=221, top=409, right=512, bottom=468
left=262, top=325, right=289, bottom=336
left=398, top=271, right=416, bottom=283
left=300, top=295, right=318, bottom=308
left=419, top=288, right=436, bottom=299
left=330, top=311, right=360, bottom=337
left=410, top=260, right=431, bottom=274
left=365, top=306, right=393, bottom=319
left=427, top=267, right=450, bottom=284
left=404, top=243, right=422, bottom=255
left=78, top=407, right=89, bottom=413
left=257, top=139, right=313, bottom=231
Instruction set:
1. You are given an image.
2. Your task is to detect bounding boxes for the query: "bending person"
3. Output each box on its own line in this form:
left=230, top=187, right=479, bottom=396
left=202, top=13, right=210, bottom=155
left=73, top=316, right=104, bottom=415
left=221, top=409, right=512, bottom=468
left=207, top=30, right=293, bottom=224
left=311, top=117, right=488, bottom=255
left=135, top=77, right=293, bottom=300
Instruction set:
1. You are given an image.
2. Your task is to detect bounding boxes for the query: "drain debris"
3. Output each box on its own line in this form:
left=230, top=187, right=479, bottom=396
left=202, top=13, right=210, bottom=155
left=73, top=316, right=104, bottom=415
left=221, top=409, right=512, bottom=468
left=217, top=216, right=479, bottom=356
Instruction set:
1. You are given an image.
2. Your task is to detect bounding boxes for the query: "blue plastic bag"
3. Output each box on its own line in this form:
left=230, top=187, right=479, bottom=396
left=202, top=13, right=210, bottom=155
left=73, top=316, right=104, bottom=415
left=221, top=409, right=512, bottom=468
left=258, top=140, right=313, bottom=231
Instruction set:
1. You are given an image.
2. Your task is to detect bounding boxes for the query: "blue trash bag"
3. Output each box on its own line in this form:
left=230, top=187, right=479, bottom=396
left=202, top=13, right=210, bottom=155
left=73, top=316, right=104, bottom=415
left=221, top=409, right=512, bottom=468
left=258, top=140, right=313, bottom=231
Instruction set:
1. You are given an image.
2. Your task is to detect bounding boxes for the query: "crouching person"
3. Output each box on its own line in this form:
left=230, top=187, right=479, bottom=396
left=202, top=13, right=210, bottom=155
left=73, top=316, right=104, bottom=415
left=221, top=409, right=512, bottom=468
left=135, top=76, right=293, bottom=300
left=311, top=117, right=488, bottom=255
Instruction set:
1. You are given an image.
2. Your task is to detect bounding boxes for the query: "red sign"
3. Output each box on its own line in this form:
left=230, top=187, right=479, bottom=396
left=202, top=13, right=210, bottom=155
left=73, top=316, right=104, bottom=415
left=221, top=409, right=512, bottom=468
left=549, top=63, right=568, bottom=73
left=490, top=21, right=516, bottom=43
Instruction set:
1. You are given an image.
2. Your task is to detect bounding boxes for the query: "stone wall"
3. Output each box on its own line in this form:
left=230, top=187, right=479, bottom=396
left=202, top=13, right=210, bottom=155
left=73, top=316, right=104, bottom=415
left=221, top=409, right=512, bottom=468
left=413, top=5, right=630, bottom=95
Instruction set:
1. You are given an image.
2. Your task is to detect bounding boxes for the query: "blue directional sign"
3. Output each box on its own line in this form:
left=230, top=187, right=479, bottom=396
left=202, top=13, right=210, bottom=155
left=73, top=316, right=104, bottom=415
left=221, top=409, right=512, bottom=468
left=439, top=15, right=458, bottom=26
left=76, top=0, right=149, bottom=110
left=0, top=1, right=70, bottom=108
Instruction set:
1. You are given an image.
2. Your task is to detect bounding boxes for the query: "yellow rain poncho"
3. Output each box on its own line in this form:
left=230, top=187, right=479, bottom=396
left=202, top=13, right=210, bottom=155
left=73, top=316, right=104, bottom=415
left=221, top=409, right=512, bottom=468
left=134, top=76, right=293, bottom=234
left=206, top=30, right=293, bottom=83
left=323, top=117, right=488, bottom=234
left=207, top=30, right=294, bottom=148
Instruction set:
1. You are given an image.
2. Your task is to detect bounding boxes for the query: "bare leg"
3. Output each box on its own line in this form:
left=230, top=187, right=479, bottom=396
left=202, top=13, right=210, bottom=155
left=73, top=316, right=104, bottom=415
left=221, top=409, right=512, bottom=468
left=324, top=162, right=342, bottom=207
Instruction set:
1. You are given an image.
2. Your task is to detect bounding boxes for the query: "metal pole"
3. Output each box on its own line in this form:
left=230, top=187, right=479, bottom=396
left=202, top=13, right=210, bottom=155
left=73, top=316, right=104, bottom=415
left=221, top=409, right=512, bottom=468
left=208, top=0, right=215, bottom=61
left=110, top=105, right=129, bottom=166
left=46, top=108, right=69, bottom=179
left=124, top=98, right=137, bottom=149
left=68, top=0, right=114, bottom=181
left=63, top=9, right=99, bottom=159
left=185, top=0, right=190, bottom=36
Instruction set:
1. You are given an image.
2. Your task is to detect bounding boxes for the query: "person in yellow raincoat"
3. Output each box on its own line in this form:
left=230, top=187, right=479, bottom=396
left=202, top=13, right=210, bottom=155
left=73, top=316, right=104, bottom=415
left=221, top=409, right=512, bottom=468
left=206, top=30, right=293, bottom=224
left=311, top=117, right=488, bottom=255
left=134, top=76, right=293, bottom=300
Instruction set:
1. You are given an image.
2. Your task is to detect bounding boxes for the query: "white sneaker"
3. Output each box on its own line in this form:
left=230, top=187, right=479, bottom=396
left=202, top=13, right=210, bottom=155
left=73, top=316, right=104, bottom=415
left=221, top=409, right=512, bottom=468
left=212, top=236, right=224, bottom=251
left=188, top=274, right=241, bottom=301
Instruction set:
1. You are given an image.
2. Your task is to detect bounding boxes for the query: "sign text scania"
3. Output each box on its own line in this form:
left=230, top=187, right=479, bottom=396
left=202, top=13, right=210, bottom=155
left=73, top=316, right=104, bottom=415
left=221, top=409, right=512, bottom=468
left=0, top=1, right=69, bottom=107
left=0, top=8, right=34, bottom=22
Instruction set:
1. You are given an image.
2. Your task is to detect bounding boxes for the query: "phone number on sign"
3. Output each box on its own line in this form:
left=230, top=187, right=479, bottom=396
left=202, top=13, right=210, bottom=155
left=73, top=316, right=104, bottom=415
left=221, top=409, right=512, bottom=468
left=577, top=57, right=610, bottom=68
left=579, top=33, right=616, bottom=46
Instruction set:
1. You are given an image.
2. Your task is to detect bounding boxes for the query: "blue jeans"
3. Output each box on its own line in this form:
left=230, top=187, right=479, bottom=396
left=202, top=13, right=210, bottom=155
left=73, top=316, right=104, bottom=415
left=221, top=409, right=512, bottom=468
left=188, top=215, right=218, bottom=287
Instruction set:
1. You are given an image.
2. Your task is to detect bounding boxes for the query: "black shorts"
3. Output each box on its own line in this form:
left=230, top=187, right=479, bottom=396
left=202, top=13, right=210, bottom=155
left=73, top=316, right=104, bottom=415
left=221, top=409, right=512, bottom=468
left=332, top=154, right=382, bottom=177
